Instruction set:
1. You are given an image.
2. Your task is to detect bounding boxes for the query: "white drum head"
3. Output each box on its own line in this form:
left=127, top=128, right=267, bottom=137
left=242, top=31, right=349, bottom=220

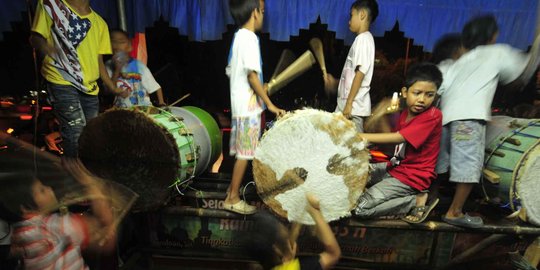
left=253, top=109, right=369, bottom=224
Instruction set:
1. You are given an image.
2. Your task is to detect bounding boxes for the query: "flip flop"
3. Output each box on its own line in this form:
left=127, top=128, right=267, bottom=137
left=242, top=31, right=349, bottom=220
left=402, top=198, right=439, bottom=224
left=442, top=213, right=483, bottom=228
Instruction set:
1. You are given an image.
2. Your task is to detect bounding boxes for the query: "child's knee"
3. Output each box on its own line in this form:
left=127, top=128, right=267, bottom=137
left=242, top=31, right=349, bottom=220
left=353, top=193, right=376, bottom=216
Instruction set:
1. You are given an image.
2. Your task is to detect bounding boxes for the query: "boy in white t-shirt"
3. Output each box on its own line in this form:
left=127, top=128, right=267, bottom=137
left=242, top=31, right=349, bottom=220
left=437, top=15, right=540, bottom=228
left=106, top=29, right=165, bottom=108
left=224, top=0, right=285, bottom=214
left=324, top=0, right=379, bottom=132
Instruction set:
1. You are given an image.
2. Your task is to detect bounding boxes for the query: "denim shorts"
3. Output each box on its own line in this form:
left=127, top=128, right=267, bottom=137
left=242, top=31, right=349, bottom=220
left=436, top=120, right=485, bottom=183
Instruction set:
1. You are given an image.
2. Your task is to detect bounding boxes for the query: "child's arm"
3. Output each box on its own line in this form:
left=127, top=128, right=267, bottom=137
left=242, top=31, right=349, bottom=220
left=343, top=70, right=365, bottom=119
left=99, top=55, right=128, bottom=98
left=306, top=194, right=341, bottom=270
left=358, top=132, right=405, bottom=144
left=508, top=33, right=540, bottom=87
left=154, top=88, right=166, bottom=106
left=29, top=33, right=56, bottom=57
left=323, top=74, right=339, bottom=93
left=247, top=71, right=285, bottom=116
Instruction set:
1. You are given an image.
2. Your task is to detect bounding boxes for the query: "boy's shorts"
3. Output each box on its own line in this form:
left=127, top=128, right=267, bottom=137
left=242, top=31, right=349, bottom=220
left=229, top=114, right=262, bottom=160
left=350, top=115, right=365, bottom=133
left=436, top=120, right=485, bottom=183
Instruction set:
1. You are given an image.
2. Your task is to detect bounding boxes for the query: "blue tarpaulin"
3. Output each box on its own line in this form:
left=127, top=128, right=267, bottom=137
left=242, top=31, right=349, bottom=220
left=1, top=0, right=537, bottom=51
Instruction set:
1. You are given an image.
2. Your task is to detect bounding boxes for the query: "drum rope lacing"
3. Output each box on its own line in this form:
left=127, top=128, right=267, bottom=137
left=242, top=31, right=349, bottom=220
left=481, top=120, right=540, bottom=211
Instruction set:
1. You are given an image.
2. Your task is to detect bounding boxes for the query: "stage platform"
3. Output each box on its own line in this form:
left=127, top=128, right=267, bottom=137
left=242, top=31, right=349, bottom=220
left=118, top=173, right=540, bottom=270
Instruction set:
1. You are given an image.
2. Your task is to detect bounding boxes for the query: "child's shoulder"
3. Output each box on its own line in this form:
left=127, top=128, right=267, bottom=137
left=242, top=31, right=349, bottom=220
left=411, top=107, right=442, bottom=121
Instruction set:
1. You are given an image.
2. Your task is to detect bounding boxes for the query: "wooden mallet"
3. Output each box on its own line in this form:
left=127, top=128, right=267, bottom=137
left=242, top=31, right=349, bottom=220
left=271, top=49, right=296, bottom=81
left=309, top=38, right=327, bottom=79
left=267, top=50, right=316, bottom=96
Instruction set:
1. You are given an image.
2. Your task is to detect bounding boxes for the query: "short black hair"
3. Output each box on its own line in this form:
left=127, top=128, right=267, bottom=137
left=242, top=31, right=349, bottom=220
left=351, top=0, right=379, bottom=23
left=0, top=172, right=38, bottom=221
left=241, top=211, right=286, bottom=269
left=404, top=62, right=443, bottom=89
left=462, top=15, right=499, bottom=50
left=432, top=33, right=462, bottom=64
left=110, top=28, right=130, bottom=39
left=229, top=0, right=261, bottom=27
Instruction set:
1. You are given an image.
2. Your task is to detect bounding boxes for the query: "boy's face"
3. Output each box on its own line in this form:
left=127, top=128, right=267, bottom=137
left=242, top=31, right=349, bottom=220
left=254, top=0, right=265, bottom=31
left=349, top=8, right=363, bottom=34
left=401, top=81, right=437, bottom=116
left=111, top=32, right=131, bottom=54
left=31, top=180, right=58, bottom=212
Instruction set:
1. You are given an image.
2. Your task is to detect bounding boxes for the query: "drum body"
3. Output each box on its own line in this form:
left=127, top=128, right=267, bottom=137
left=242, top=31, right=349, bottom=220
left=253, top=109, right=369, bottom=225
left=79, top=106, right=221, bottom=211
left=482, top=116, right=540, bottom=226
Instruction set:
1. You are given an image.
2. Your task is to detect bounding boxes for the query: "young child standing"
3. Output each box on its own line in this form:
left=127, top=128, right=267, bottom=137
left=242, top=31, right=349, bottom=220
left=324, top=0, right=379, bottom=132
left=106, top=29, right=166, bottom=108
left=353, top=63, right=442, bottom=222
left=225, top=0, right=285, bottom=214
left=437, top=15, right=540, bottom=228
left=30, top=0, right=122, bottom=158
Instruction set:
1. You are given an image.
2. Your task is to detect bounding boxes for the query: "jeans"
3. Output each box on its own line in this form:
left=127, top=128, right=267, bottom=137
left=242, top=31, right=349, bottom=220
left=353, top=163, right=417, bottom=218
left=47, top=83, right=98, bottom=158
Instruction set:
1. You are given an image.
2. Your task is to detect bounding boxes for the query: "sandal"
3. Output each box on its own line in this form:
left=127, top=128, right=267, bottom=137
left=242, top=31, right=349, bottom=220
left=402, top=198, right=439, bottom=224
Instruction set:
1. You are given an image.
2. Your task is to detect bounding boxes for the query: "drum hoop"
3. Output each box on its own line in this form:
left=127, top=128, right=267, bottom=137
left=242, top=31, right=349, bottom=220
left=510, top=139, right=540, bottom=211
left=133, top=106, right=198, bottom=187
left=482, top=119, right=540, bottom=209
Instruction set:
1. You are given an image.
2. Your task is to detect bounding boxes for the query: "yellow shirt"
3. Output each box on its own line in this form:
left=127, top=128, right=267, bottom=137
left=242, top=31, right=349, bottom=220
left=32, top=0, right=111, bottom=95
left=272, top=258, right=301, bottom=270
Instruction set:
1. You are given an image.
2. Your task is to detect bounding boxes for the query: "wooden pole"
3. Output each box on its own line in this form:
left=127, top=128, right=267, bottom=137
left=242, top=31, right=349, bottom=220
left=404, top=38, right=411, bottom=76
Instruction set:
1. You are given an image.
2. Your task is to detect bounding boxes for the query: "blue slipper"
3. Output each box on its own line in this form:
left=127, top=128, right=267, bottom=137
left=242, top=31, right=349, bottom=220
left=442, top=213, right=484, bottom=228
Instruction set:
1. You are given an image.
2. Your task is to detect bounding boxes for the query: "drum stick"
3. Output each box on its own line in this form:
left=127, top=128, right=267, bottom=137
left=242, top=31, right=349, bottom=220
left=309, top=38, right=327, bottom=78
left=168, top=93, right=191, bottom=107
left=268, top=50, right=316, bottom=96
left=364, top=95, right=400, bottom=133
left=271, top=49, right=296, bottom=81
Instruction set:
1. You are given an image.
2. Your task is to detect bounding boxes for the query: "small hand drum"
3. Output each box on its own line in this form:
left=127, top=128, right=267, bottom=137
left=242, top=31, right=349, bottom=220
left=253, top=109, right=369, bottom=224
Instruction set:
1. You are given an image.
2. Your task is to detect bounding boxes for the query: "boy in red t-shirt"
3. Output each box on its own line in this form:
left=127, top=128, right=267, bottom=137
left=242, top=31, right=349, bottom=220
left=353, top=63, right=442, bottom=223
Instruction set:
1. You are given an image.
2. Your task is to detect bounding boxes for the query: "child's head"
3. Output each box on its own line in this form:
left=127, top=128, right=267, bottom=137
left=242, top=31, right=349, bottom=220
left=110, top=29, right=132, bottom=55
left=0, top=172, right=58, bottom=221
left=242, top=211, right=294, bottom=269
left=401, top=63, right=442, bottom=116
left=349, top=0, right=379, bottom=33
left=229, top=0, right=264, bottom=30
left=462, top=15, right=499, bottom=50
left=432, top=33, right=464, bottom=64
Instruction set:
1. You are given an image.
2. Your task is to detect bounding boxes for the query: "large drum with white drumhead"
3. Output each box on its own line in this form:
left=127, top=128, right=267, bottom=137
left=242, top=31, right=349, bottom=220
left=253, top=109, right=369, bottom=224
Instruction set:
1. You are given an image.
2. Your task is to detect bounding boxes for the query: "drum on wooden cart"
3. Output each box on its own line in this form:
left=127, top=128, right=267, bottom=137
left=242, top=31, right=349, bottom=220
left=482, top=116, right=540, bottom=226
left=79, top=106, right=221, bottom=211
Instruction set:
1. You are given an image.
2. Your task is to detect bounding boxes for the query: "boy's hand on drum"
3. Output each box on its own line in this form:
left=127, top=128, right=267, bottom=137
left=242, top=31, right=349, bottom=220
left=268, top=104, right=286, bottom=117
left=343, top=103, right=353, bottom=119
